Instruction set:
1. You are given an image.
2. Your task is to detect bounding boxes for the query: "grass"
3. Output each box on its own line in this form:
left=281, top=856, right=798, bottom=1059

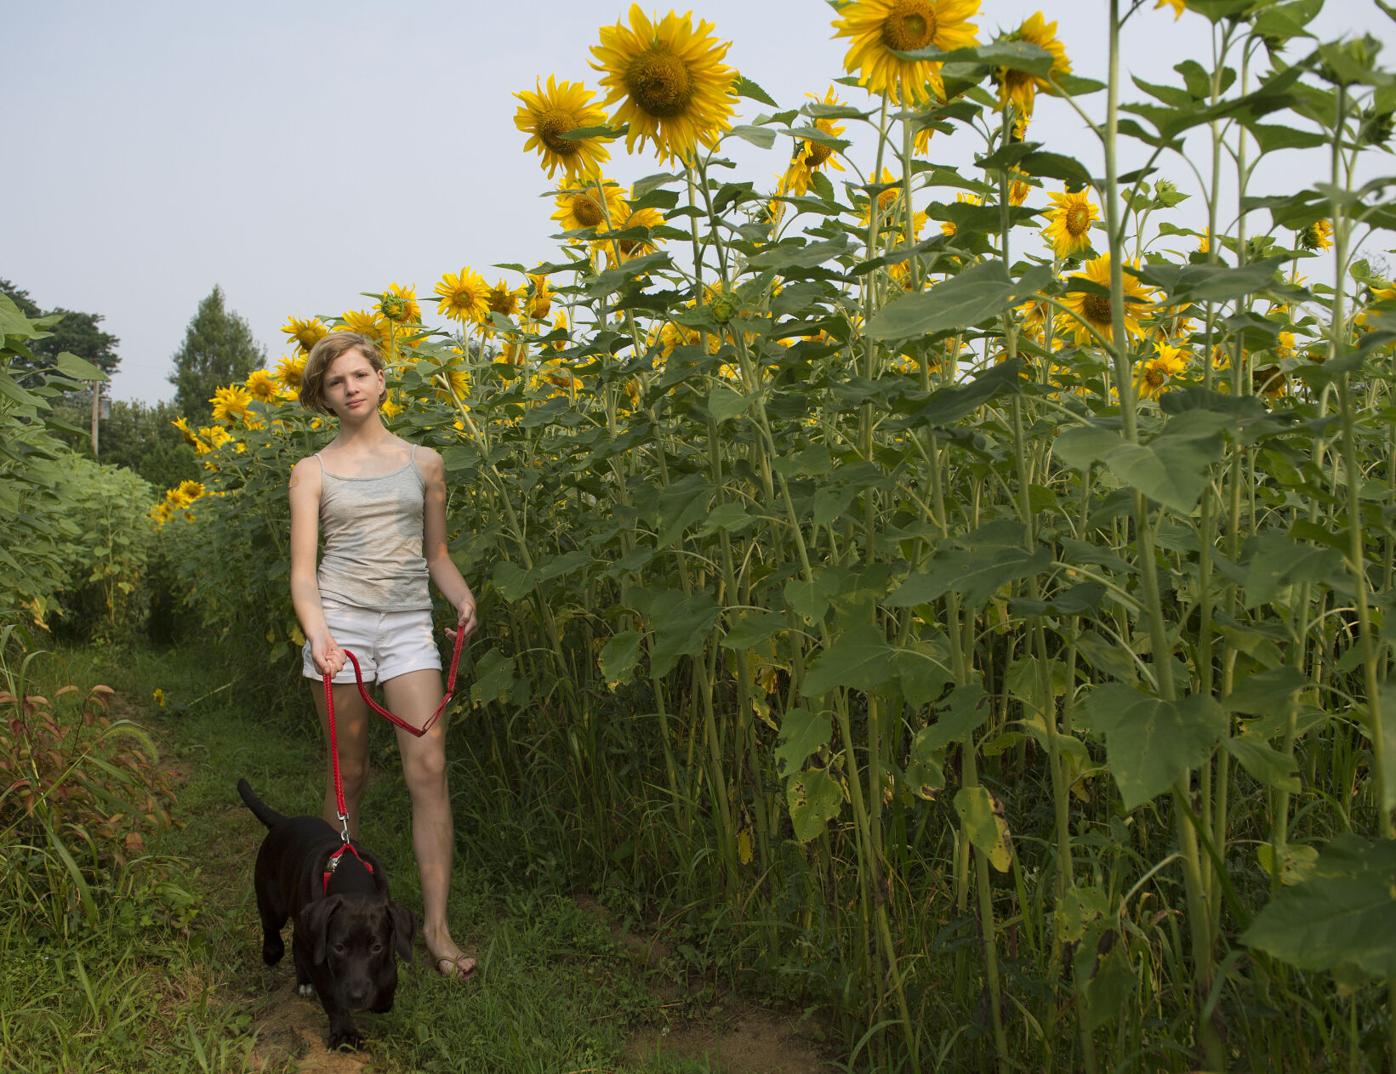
left=0, top=640, right=782, bottom=1074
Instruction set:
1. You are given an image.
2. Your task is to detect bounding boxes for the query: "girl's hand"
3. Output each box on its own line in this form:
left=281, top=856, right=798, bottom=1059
left=446, top=597, right=478, bottom=644
left=311, top=633, right=345, bottom=677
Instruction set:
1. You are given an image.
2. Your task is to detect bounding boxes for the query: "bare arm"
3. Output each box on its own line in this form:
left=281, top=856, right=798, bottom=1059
left=419, top=447, right=478, bottom=640
left=289, top=456, right=343, bottom=675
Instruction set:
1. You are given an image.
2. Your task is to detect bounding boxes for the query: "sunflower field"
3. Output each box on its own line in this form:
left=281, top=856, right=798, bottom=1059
left=150, top=0, right=1396, bottom=1069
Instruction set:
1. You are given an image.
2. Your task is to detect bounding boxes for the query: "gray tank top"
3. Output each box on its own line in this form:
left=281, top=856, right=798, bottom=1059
left=315, top=445, right=432, bottom=612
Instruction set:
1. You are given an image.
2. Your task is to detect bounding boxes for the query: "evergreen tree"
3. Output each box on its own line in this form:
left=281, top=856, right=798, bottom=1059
left=168, top=285, right=265, bottom=419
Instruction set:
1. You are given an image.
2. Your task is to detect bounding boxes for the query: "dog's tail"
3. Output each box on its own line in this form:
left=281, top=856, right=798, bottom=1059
left=237, top=778, right=287, bottom=830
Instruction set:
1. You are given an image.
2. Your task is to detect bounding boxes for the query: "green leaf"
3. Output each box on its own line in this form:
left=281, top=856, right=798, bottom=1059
left=729, top=124, right=776, bottom=149
left=1243, top=834, right=1396, bottom=978
left=696, top=501, right=756, bottom=537
left=917, top=684, right=990, bottom=752
left=54, top=351, right=106, bottom=381
left=1224, top=734, right=1300, bottom=792
left=801, top=622, right=897, bottom=697
left=784, top=567, right=846, bottom=624
left=1054, top=410, right=1229, bottom=514
left=787, top=767, right=844, bottom=842
left=954, top=786, right=1013, bottom=872
left=888, top=545, right=1052, bottom=609
left=721, top=608, right=786, bottom=650
left=491, top=560, right=535, bottom=602
left=1241, top=532, right=1347, bottom=609
left=600, top=631, right=643, bottom=686
left=734, top=74, right=778, bottom=107
left=647, top=592, right=720, bottom=677
left=866, top=261, right=1052, bottom=341
left=904, top=727, right=946, bottom=799
left=1224, top=666, right=1307, bottom=714
left=470, top=649, right=519, bottom=706
left=1079, top=686, right=1227, bottom=811
left=747, top=235, right=852, bottom=271
left=1131, top=256, right=1287, bottom=304
left=1016, top=150, right=1094, bottom=189
left=707, top=385, right=751, bottom=423
left=775, top=706, right=830, bottom=777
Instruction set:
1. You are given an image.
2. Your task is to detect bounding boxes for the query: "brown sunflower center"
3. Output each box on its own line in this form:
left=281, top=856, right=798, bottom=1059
left=1065, top=205, right=1091, bottom=236
left=803, top=140, right=833, bottom=166
left=488, top=289, right=517, bottom=315
left=572, top=194, right=604, bottom=228
left=880, top=0, right=938, bottom=52
left=1145, top=365, right=1165, bottom=387
left=1083, top=293, right=1113, bottom=325
left=536, top=110, right=579, bottom=157
left=624, top=47, right=694, bottom=119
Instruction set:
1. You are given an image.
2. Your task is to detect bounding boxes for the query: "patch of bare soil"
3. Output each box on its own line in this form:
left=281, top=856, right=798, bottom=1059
left=248, top=984, right=374, bottom=1074
left=575, top=896, right=834, bottom=1074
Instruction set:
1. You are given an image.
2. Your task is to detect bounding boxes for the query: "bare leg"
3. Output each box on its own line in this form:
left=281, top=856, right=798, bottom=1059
left=313, top=682, right=371, bottom=838
left=381, top=668, right=474, bottom=979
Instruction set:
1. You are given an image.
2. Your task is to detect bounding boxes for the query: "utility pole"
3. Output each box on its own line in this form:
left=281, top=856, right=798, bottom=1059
left=90, top=382, right=104, bottom=457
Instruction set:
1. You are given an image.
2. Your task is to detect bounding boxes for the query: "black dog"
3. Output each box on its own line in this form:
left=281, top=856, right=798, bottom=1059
left=237, top=778, right=415, bottom=1049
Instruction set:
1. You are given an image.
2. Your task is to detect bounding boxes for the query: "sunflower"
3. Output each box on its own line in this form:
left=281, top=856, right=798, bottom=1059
left=1299, top=219, right=1333, bottom=251
left=486, top=280, right=523, bottom=320
left=173, top=479, right=206, bottom=505
left=996, top=12, right=1070, bottom=118
left=498, top=334, right=528, bottom=366
left=433, top=267, right=490, bottom=325
left=1041, top=188, right=1098, bottom=259
left=209, top=385, right=253, bottom=425
left=274, top=354, right=307, bottom=394
left=861, top=167, right=926, bottom=237
left=1156, top=0, right=1185, bottom=16
left=609, top=191, right=667, bottom=263
left=339, top=309, right=392, bottom=350
left=282, top=315, right=328, bottom=355
left=380, top=389, right=404, bottom=419
left=1008, top=167, right=1031, bottom=207
left=171, top=415, right=198, bottom=446
left=435, top=366, right=472, bottom=406
left=379, top=282, right=421, bottom=324
left=553, top=179, right=629, bottom=236
left=1060, top=253, right=1157, bottom=346
left=833, top=0, right=981, bottom=105
left=591, top=5, right=738, bottom=164
left=245, top=368, right=279, bottom=403
left=782, top=87, right=848, bottom=196
left=527, top=275, right=552, bottom=321
left=514, top=75, right=612, bottom=179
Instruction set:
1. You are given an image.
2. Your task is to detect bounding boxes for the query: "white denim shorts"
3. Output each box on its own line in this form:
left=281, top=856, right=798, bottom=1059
left=302, top=600, right=443, bottom=685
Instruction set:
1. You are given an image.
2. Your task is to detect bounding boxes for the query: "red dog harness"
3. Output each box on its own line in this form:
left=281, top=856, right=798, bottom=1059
left=320, top=625, right=467, bottom=893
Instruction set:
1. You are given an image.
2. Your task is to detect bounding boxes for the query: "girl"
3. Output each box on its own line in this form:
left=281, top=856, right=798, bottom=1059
left=288, top=331, right=477, bottom=982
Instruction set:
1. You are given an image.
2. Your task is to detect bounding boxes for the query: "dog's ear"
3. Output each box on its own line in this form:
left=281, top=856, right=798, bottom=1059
left=300, top=895, right=343, bottom=964
left=387, top=901, right=416, bottom=963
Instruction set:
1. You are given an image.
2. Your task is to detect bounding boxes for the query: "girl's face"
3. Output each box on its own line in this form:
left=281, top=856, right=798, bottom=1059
left=322, top=348, right=385, bottom=420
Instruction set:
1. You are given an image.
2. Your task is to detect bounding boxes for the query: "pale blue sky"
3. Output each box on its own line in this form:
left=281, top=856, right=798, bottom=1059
left=4, top=1, right=1391, bottom=403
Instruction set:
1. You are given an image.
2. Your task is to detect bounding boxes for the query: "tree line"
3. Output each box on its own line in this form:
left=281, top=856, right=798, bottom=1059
left=1, top=279, right=266, bottom=490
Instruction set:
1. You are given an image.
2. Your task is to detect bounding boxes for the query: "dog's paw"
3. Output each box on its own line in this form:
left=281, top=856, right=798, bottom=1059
left=328, top=1026, right=364, bottom=1051
left=296, top=983, right=315, bottom=999
left=262, top=938, right=284, bottom=966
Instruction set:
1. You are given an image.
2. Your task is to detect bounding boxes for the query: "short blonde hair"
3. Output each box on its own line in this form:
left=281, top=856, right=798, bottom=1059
left=299, top=332, right=386, bottom=414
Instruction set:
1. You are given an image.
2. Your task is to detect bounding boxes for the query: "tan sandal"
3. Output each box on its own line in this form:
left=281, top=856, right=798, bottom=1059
left=434, top=953, right=477, bottom=982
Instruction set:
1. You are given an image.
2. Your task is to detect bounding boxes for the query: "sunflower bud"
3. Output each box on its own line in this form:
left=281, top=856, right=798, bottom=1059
left=709, top=292, right=739, bottom=324
left=379, top=294, right=409, bottom=322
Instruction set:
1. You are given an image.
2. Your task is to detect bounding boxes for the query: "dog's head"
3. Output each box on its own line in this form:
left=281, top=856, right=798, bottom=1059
left=299, top=893, right=415, bottom=1012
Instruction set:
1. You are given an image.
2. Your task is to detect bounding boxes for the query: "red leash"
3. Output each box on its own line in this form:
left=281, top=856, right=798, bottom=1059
left=320, top=625, right=467, bottom=890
